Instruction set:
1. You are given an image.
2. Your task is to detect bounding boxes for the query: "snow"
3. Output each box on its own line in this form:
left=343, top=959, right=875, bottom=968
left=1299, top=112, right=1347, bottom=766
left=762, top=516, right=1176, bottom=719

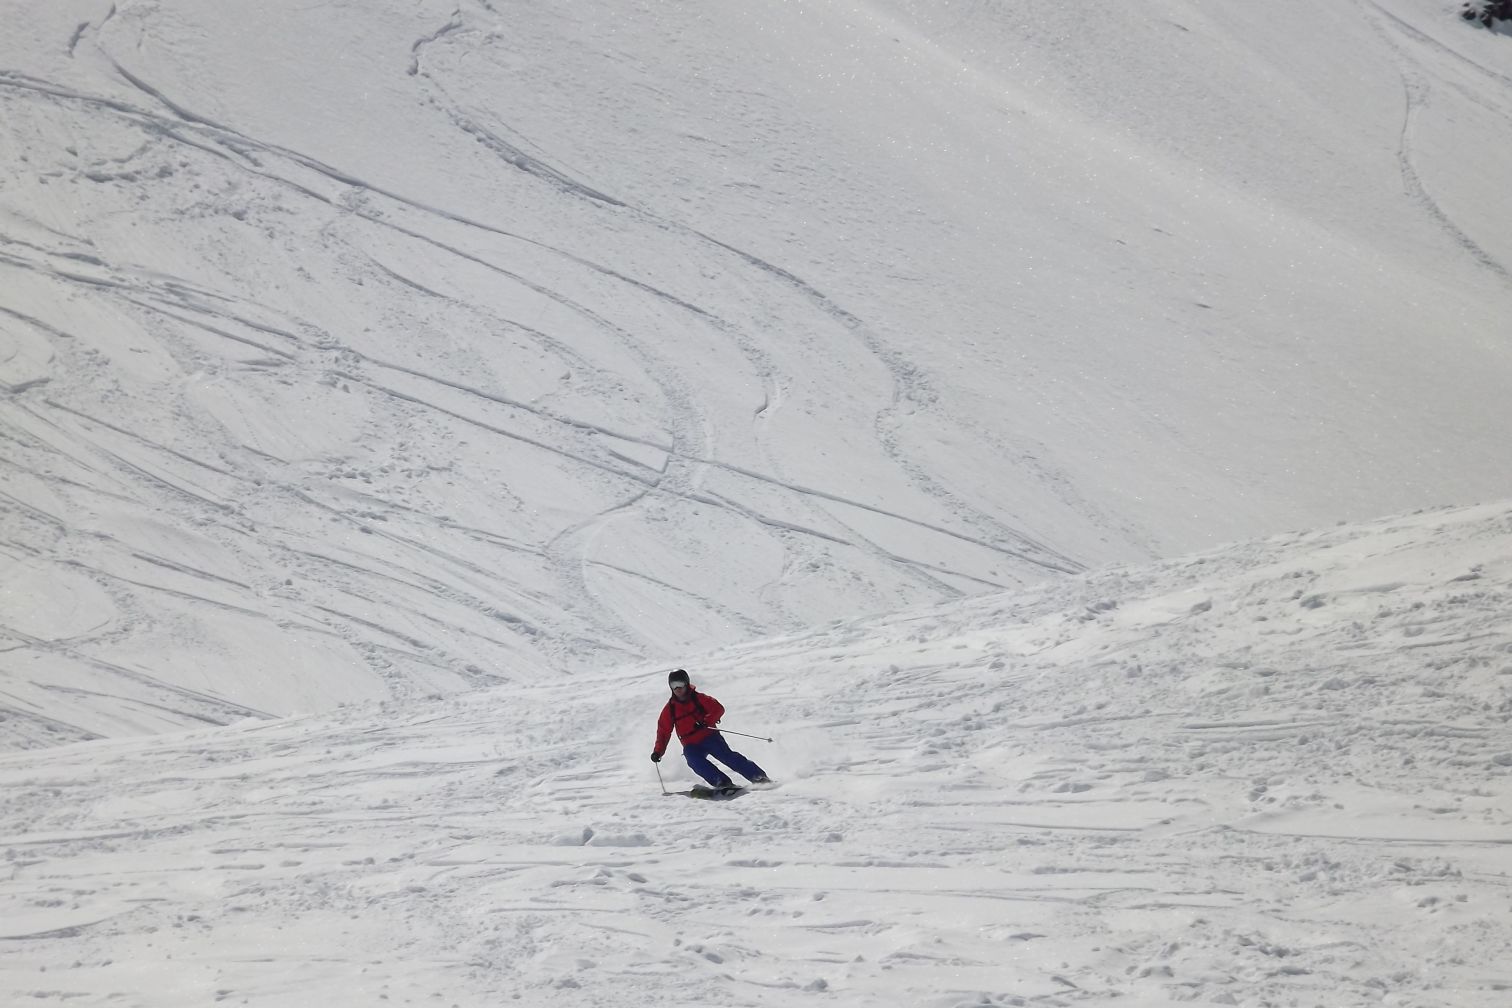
left=3, top=501, right=1512, bottom=1006
left=3, top=0, right=1512, bottom=1003
left=5, top=0, right=1512, bottom=742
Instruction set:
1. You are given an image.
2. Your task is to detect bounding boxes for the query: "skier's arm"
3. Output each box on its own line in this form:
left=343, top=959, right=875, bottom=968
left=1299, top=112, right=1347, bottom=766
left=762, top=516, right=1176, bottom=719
left=701, top=694, right=726, bottom=726
left=652, top=704, right=673, bottom=758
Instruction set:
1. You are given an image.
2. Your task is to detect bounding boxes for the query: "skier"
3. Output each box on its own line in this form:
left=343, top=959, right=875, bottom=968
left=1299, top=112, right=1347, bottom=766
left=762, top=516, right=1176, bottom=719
left=651, top=669, right=770, bottom=795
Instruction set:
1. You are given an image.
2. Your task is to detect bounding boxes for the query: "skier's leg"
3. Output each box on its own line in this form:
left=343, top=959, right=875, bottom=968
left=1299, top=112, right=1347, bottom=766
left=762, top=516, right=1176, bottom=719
left=682, top=739, right=733, bottom=788
left=705, top=732, right=767, bottom=782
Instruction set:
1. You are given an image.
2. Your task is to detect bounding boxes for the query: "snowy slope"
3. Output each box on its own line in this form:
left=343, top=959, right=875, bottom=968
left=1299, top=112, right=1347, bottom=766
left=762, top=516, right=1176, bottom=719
left=5, top=0, right=1512, bottom=746
left=3, top=502, right=1511, bottom=1007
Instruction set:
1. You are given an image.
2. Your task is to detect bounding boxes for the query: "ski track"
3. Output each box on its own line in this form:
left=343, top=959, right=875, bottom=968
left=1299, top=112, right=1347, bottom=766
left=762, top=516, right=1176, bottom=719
left=5, top=52, right=1012, bottom=566
left=1, top=20, right=1092, bottom=746
left=407, top=12, right=1082, bottom=575
left=1363, top=0, right=1512, bottom=287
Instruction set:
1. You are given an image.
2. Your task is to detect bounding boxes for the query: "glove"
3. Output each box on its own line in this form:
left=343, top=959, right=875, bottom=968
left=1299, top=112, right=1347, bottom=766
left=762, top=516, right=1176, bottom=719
left=694, top=721, right=706, bottom=730
left=650, top=752, right=662, bottom=763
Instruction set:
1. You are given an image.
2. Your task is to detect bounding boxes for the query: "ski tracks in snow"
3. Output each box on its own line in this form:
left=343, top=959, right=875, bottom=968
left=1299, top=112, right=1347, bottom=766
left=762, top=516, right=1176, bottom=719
left=1363, top=0, right=1512, bottom=287
left=1, top=3, right=1094, bottom=746
left=3, top=503, right=1511, bottom=1006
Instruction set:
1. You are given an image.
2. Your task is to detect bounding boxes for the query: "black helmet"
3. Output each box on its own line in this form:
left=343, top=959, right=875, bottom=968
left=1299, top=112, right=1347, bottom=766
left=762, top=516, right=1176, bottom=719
left=668, top=669, right=690, bottom=688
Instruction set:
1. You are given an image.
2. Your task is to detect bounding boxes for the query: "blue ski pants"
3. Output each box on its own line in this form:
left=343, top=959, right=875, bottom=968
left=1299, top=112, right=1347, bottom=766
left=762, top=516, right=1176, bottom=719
left=683, top=732, right=766, bottom=788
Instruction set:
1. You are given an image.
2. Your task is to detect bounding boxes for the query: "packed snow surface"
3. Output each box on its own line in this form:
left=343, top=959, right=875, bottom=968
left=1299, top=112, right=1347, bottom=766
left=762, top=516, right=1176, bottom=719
left=3, top=502, right=1512, bottom=1006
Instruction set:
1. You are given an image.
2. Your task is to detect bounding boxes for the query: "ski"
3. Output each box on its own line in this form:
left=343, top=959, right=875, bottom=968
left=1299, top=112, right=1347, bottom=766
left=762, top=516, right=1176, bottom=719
left=665, top=780, right=777, bottom=800
left=671, top=785, right=746, bottom=800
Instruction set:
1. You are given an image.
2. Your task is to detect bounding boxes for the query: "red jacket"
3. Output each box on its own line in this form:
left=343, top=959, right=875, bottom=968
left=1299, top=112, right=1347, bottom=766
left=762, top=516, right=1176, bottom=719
left=653, top=688, right=725, bottom=757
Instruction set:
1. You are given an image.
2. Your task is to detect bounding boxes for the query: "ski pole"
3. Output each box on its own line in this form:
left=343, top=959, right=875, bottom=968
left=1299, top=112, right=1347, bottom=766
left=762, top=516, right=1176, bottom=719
left=654, top=762, right=669, bottom=795
left=714, top=727, right=773, bottom=743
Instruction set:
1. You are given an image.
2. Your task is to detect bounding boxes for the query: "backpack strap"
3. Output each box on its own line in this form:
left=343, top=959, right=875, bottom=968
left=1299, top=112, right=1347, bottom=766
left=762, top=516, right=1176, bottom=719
left=665, top=693, right=711, bottom=741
